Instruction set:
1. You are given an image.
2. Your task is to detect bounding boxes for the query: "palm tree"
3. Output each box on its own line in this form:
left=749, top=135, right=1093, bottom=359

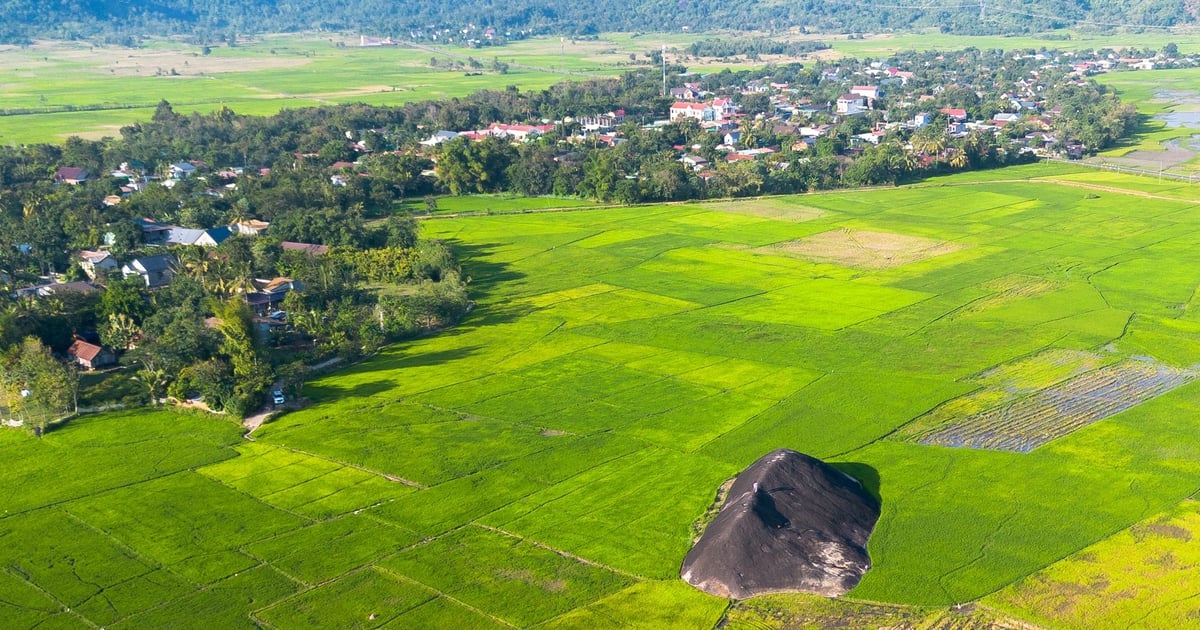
left=949, top=149, right=969, bottom=169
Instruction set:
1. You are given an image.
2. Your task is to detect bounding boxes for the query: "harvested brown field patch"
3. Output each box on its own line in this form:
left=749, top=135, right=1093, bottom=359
left=92, top=49, right=311, bottom=77
left=765, top=228, right=962, bottom=269
left=706, top=199, right=825, bottom=222
left=919, top=360, right=1198, bottom=453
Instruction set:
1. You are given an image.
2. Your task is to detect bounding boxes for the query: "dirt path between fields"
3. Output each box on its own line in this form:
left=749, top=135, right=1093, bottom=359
left=942, top=177, right=1200, bottom=202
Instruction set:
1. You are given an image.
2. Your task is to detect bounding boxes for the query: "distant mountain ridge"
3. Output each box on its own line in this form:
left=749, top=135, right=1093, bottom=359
left=1, top=0, right=1195, bottom=44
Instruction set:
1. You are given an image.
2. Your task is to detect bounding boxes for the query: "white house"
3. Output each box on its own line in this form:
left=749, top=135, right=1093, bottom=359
left=836, top=94, right=867, bottom=115
left=670, top=102, right=712, bottom=122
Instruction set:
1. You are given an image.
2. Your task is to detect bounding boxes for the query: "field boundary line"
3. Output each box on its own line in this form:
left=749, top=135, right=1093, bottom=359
left=2, top=562, right=102, bottom=629
left=469, top=448, right=651, bottom=532
left=0, top=443, right=245, bottom=521
left=267, top=444, right=427, bottom=488
left=936, top=507, right=1020, bottom=603
left=872, top=334, right=1071, bottom=445
left=936, top=175, right=1200, bottom=202
left=966, top=485, right=1200, bottom=610
left=55, top=481, right=329, bottom=626
left=373, top=563, right=521, bottom=629
left=414, top=185, right=908, bottom=221
left=689, top=374, right=828, bottom=453
left=471, top=523, right=644, bottom=580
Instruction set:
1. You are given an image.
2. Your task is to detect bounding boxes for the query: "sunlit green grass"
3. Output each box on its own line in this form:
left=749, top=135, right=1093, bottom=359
left=9, top=167, right=1200, bottom=626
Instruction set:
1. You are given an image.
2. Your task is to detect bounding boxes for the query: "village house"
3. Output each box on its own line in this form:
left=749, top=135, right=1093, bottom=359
left=850, top=85, right=881, bottom=106
left=164, top=226, right=233, bottom=247
left=670, top=102, right=713, bottom=122
left=67, top=339, right=116, bottom=371
left=246, top=277, right=299, bottom=315
left=78, top=250, right=118, bottom=280
left=712, top=97, right=738, bottom=120
left=53, top=167, right=89, bottom=185
left=137, top=218, right=174, bottom=245
left=576, top=110, right=625, bottom=132
left=680, top=155, right=710, bottom=171
left=232, top=220, right=270, bottom=236
left=14, top=280, right=103, bottom=300
left=420, top=130, right=460, bottom=146
left=669, top=87, right=700, bottom=100
left=122, top=254, right=178, bottom=289
left=170, top=162, right=198, bottom=179
left=836, top=94, right=868, bottom=116
left=940, top=107, right=969, bottom=122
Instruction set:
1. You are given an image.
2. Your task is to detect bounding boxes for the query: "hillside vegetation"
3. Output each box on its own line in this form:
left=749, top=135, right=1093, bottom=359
left=2, top=0, right=1196, bottom=43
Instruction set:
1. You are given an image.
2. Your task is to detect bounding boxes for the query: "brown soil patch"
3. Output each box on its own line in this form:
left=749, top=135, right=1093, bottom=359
left=1132, top=521, right=1193, bottom=542
left=97, top=49, right=310, bottom=77
left=59, top=125, right=126, bottom=141
left=767, top=228, right=961, bottom=269
left=11, top=41, right=310, bottom=77
left=706, top=200, right=825, bottom=222
left=1103, top=137, right=1197, bottom=170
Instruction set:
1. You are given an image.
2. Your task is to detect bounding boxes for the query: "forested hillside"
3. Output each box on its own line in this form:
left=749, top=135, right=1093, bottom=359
left=1, top=0, right=1195, bottom=44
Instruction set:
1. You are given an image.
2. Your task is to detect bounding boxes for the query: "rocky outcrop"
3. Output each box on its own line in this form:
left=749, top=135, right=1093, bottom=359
left=680, top=449, right=880, bottom=599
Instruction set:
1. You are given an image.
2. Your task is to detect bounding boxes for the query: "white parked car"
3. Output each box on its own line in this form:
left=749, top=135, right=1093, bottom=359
left=272, top=390, right=286, bottom=405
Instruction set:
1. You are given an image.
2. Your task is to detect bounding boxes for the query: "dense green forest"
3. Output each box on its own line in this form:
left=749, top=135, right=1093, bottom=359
left=1, top=0, right=1196, bottom=44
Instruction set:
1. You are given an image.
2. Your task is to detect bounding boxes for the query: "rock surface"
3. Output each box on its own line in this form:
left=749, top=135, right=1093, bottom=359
left=680, top=449, right=880, bottom=599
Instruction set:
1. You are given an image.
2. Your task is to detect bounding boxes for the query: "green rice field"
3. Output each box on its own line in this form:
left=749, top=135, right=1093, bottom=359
left=9, top=163, right=1200, bottom=627
left=6, top=30, right=1200, bottom=144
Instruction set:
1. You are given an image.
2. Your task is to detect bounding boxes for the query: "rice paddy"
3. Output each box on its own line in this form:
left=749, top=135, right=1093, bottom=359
left=8, top=163, right=1200, bottom=626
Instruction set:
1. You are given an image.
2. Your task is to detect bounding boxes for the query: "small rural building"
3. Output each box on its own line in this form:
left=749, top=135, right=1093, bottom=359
left=122, top=254, right=177, bottom=289
left=53, top=167, right=89, bottom=185
left=138, top=218, right=175, bottom=245
left=419, top=130, right=460, bottom=146
left=246, top=277, right=299, bottom=314
left=164, top=226, right=233, bottom=247
left=836, top=94, right=867, bottom=115
left=79, top=250, right=118, bottom=279
left=232, top=219, right=270, bottom=236
left=170, top=162, right=198, bottom=179
left=940, top=107, right=969, bottom=122
left=68, top=340, right=116, bottom=370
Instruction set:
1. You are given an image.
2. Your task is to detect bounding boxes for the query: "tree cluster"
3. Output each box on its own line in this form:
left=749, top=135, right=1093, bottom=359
left=1, top=0, right=1195, bottom=44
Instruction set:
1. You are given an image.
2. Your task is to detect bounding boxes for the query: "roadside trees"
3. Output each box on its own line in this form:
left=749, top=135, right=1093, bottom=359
left=0, top=337, right=78, bottom=436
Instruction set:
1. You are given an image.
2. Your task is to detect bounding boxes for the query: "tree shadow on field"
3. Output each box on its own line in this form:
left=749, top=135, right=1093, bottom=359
left=832, top=462, right=881, bottom=506
left=304, top=345, right=482, bottom=401
left=440, top=240, right=535, bottom=333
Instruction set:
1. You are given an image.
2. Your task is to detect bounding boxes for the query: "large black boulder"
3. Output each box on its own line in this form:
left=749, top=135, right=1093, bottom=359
left=680, top=449, right=880, bottom=599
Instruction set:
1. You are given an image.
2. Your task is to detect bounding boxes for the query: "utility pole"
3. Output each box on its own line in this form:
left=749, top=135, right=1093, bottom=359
left=979, top=0, right=986, bottom=22
left=662, top=44, right=667, bottom=97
